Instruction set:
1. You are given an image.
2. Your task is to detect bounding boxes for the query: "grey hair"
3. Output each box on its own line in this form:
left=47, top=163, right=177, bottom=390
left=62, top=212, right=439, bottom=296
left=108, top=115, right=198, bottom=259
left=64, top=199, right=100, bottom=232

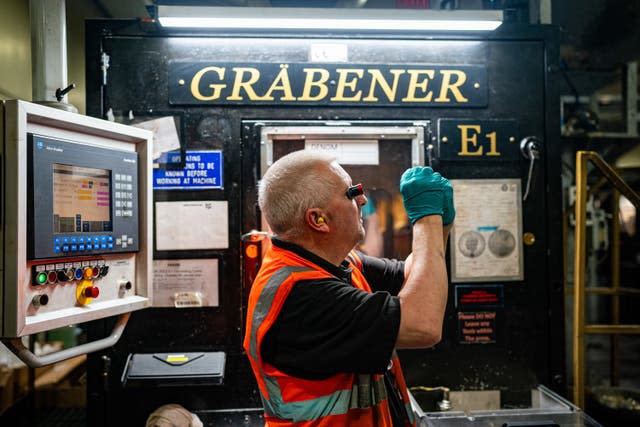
left=258, top=150, right=338, bottom=239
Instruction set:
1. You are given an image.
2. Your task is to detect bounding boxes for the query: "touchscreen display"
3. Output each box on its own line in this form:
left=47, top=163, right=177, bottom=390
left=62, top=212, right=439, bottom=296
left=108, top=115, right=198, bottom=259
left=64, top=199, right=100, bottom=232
left=53, top=164, right=112, bottom=233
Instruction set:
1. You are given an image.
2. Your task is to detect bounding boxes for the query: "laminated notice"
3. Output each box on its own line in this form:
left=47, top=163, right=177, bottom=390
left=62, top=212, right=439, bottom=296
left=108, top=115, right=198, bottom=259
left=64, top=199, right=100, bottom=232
left=450, top=179, right=523, bottom=282
left=153, top=259, right=219, bottom=307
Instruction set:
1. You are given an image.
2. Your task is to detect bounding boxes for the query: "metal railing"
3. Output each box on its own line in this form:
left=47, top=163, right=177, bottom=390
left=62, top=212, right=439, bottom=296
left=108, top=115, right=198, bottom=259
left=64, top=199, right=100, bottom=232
left=572, top=150, right=640, bottom=408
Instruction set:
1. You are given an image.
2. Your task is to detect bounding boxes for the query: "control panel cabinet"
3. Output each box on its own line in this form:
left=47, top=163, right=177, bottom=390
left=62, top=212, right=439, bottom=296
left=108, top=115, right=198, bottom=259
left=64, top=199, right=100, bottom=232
left=0, top=100, right=153, bottom=337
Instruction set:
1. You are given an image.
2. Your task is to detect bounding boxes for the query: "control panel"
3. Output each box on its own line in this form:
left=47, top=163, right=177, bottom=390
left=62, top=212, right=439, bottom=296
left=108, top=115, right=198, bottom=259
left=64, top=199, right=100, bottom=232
left=28, top=134, right=140, bottom=259
left=1, top=100, right=153, bottom=339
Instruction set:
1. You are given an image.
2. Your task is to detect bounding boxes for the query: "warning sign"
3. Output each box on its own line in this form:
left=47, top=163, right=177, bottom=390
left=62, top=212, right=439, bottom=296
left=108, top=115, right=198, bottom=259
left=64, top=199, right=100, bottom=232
left=455, top=285, right=503, bottom=309
left=458, top=311, right=497, bottom=344
left=153, top=150, right=223, bottom=190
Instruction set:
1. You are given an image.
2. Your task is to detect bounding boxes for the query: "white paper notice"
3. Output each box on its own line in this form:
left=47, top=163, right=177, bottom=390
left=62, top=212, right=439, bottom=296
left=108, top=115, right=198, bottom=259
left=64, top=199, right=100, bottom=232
left=133, top=116, right=181, bottom=160
left=305, top=139, right=379, bottom=165
left=450, top=179, right=523, bottom=282
left=309, top=43, right=348, bottom=62
left=153, top=259, right=219, bottom=307
left=155, top=201, right=228, bottom=250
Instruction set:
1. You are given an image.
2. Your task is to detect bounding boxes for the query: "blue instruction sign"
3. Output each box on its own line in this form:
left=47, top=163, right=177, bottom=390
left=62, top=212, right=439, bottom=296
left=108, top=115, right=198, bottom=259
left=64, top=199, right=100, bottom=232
left=153, top=150, right=223, bottom=190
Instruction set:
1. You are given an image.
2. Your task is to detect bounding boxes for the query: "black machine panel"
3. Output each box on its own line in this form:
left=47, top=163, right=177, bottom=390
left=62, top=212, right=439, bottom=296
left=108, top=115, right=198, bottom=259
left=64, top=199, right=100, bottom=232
left=85, top=20, right=562, bottom=426
left=27, top=133, right=140, bottom=260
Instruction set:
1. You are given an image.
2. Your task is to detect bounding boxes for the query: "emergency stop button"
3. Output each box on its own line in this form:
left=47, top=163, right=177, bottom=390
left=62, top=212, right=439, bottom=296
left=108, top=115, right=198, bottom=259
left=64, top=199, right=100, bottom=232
left=84, top=286, right=99, bottom=298
left=76, top=280, right=99, bottom=305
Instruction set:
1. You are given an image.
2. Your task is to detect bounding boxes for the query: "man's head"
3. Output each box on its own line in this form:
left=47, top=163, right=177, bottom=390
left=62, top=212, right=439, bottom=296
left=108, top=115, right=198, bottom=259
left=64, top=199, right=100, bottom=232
left=258, top=150, right=367, bottom=256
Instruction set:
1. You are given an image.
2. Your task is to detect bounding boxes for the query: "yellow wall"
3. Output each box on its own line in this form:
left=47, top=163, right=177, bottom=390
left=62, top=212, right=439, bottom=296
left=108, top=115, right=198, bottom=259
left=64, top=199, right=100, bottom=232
left=0, top=0, right=31, bottom=100
left=0, top=0, right=104, bottom=114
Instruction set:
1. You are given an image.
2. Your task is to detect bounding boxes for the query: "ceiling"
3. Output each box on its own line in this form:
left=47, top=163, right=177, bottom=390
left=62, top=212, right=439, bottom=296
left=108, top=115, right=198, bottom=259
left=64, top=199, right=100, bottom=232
left=92, top=0, right=640, bottom=70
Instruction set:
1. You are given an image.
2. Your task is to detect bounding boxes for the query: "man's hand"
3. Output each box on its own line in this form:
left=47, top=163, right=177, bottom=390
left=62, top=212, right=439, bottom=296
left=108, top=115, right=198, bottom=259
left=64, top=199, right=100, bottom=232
left=400, top=167, right=452, bottom=225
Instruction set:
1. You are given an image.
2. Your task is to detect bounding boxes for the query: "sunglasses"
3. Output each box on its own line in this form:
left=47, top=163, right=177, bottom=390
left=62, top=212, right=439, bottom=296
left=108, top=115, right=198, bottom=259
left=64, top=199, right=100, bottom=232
left=346, top=183, right=364, bottom=200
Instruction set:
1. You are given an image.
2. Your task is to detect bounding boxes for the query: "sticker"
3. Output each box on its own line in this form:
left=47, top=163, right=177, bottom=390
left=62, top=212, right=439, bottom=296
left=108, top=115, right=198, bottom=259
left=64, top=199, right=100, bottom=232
left=458, top=311, right=497, bottom=344
left=309, top=43, right=348, bottom=62
left=174, top=291, right=203, bottom=308
left=153, top=150, right=223, bottom=190
left=166, top=354, right=189, bottom=363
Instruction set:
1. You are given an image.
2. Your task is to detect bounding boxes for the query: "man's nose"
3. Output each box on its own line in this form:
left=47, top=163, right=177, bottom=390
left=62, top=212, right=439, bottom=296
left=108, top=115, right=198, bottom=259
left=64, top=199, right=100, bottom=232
left=357, top=194, right=368, bottom=206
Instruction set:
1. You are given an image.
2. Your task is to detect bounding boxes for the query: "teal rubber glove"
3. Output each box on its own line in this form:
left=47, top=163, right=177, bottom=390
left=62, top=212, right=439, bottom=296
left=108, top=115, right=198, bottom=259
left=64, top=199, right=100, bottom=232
left=400, top=166, right=446, bottom=224
left=442, top=179, right=455, bottom=226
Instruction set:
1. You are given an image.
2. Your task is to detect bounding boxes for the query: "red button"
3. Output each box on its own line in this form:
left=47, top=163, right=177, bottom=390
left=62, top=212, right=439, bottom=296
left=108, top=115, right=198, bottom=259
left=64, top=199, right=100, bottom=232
left=84, top=287, right=100, bottom=298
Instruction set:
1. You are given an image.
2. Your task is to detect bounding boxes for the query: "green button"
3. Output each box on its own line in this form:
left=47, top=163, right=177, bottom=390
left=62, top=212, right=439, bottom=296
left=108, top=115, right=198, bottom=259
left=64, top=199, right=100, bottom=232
left=37, top=272, right=47, bottom=284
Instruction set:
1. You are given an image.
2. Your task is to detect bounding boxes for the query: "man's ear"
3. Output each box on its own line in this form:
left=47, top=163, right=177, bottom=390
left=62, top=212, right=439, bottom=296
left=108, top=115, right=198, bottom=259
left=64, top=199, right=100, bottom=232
left=306, top=209, right=329, bottom=232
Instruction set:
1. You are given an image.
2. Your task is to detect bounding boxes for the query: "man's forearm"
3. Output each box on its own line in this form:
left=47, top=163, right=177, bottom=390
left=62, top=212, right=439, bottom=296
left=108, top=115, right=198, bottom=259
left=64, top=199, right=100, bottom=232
left=395, top=215, right=448, bottom=348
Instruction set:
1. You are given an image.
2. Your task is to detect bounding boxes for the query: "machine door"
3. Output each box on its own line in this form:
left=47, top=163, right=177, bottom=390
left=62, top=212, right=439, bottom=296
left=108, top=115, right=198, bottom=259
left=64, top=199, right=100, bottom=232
left=242, top=121, right=427, bottom=253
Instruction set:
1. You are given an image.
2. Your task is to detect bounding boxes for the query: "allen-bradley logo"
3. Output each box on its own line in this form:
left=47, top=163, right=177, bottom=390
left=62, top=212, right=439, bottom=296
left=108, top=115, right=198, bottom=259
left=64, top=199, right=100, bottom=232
left=123, top=158, right=136, bottom=163
left=45, top=146, right=63, bottom=153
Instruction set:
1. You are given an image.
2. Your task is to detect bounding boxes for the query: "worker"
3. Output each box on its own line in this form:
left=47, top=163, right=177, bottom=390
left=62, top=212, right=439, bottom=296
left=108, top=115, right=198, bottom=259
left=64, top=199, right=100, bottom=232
left=244, top=150, right=454, bottom=426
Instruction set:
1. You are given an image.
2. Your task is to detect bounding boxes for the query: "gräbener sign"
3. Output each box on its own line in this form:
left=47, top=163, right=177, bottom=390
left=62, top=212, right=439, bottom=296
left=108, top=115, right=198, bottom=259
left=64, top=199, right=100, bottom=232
left=169, top=62, right=487, bottom=107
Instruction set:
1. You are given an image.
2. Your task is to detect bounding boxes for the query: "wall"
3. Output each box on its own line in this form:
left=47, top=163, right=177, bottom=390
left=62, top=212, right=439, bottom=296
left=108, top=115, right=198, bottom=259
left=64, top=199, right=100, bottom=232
left=0, top=0, right=31, bottom=100
left=0, top=0, right=104, bottom=114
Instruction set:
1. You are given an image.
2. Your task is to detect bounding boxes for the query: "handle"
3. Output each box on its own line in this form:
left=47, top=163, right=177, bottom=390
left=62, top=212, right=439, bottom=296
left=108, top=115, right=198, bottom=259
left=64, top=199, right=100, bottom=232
left=520, top=136, right=542, bottom=201
left=426, top=144, right=434, bottom=168
left=55, top=83, right=76, bottom=102
left=1, top=312, right=130, bottom=368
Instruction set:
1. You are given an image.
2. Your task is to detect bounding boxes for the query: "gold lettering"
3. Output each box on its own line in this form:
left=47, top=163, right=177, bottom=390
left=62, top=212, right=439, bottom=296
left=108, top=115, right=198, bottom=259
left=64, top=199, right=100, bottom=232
left=190, top=66, right=226, bottom=101
left=261, top=64, right=296, bottom=101
left=401, top=70, right=435, bottom=102
left=227, top=67, right=267, bottom=101
left=299, top=68, right=330, bottom=101
left=457, top=125, right=483, bottom=156
left=435, top=70, right=468, bottom=103
left=485, top=131, right=500, bottom=156
left=330, top=69, right=364, bottom=101
left=363, top=69, right=405, bottom=102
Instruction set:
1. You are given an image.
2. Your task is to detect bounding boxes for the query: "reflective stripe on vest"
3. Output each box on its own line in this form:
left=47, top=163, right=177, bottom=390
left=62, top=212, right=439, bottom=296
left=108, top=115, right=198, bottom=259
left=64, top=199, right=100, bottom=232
left=247, top=265, right=312, bottom=366
left=260, top=373, right=388, bottom=421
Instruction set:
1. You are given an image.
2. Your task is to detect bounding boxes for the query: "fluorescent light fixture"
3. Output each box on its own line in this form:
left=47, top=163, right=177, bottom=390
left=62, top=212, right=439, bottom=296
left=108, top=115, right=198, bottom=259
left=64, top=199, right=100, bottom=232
left=157, top=6, right=503, bottom=32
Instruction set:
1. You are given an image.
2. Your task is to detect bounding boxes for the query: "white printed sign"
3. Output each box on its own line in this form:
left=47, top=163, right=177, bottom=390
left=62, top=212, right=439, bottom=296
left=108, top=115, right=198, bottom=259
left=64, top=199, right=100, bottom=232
left=305, top=139, right=379, bottom=165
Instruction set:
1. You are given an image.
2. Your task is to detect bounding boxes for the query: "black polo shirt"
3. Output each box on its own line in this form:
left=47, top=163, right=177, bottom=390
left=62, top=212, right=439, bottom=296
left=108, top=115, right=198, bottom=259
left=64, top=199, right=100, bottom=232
left=261, top=238, right=404, bottom=379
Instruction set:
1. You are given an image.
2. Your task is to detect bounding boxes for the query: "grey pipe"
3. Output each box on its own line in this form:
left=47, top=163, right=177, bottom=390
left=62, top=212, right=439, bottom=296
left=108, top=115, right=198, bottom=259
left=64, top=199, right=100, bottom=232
left=30, top=0, right=77, bottom=112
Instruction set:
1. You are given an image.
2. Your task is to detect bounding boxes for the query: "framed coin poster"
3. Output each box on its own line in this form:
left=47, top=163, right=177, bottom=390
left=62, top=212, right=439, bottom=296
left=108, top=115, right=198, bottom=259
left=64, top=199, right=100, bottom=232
left=449, top=179, right=524, bottom=282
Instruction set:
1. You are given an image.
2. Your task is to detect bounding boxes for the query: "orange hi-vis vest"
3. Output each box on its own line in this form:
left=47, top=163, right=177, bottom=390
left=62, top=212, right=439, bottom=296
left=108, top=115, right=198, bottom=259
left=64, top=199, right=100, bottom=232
left=243, top=243, right=416, bottom=426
